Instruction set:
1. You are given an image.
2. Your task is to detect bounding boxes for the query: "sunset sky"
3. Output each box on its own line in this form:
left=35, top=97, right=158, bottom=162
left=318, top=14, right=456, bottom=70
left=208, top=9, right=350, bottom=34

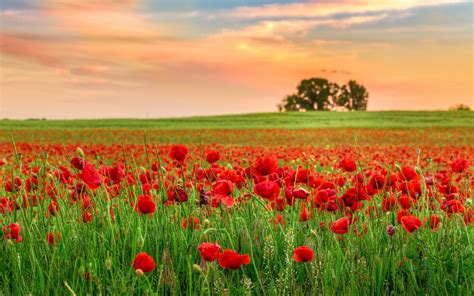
left=1, top=0, right=472, bottom=119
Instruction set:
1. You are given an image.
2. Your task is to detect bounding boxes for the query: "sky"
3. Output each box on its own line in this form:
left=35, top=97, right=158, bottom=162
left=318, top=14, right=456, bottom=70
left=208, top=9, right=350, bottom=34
left=0, top=0, right=473, bottom=119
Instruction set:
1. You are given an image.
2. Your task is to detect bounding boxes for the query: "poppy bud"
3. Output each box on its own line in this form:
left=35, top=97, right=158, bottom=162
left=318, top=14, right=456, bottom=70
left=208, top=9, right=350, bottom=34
left=203, top=219, right=210, bottom=228
left=46, top=173, right=54, bottom=182
left=78, top=264, right=85, bottom=276
left=192, top=264, right=203, bottom=274
left=415, top=166, right=422, bottom=175
left=199, top=190, right=209, bottom=207
left=135, top=227, right=145, bottom=247
left=76, top=147, right=84, bottom=158
left=386, top=225, right=395, bottom=236
left=395, top=164, right=401, bottom=172
left=135, top=269, right=145, bottom=277
left=105, top=257, right=112, bottom=270
left=137, top=237, right=144, bottom=249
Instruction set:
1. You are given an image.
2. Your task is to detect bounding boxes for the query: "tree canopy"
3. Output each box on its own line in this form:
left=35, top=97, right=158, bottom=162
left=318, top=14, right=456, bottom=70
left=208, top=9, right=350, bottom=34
left=278, top=78, right=369, bottom=112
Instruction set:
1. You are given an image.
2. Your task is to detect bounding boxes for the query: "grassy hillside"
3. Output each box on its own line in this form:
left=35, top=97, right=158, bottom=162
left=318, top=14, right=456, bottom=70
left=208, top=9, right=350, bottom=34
left=1, top=111, right=473, bottom=130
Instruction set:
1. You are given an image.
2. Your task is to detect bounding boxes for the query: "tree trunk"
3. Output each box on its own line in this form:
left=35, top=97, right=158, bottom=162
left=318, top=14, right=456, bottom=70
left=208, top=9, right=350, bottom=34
left=316, top=100, right=325, bottom=110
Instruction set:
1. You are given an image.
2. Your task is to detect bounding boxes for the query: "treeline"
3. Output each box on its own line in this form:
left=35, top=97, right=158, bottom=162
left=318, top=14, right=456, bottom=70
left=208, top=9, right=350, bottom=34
left=278, top=77, right=369, bottom=112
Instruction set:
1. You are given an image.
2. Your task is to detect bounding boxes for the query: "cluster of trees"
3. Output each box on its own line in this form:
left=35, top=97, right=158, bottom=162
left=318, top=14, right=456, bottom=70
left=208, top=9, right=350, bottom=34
left=278, top=78, right=369, bottom=112
left=449, top=104, right=471, bottom=111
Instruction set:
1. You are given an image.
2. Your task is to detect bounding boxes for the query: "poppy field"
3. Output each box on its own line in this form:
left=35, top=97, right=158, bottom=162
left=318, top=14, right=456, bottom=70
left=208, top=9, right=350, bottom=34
left=1, top=121, right=473, bottom=295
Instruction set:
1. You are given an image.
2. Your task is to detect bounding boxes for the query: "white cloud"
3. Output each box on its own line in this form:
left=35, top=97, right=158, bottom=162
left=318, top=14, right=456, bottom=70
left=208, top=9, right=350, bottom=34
left=224, top=0, right=468, bottom=19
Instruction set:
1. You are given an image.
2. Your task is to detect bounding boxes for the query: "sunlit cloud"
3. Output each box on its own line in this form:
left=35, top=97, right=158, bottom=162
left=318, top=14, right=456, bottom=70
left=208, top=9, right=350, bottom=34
left=224, top=0, right=468, bottom=19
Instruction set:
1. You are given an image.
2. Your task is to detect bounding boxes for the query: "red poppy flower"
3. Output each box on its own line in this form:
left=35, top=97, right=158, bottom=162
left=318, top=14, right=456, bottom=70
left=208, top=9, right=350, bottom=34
left=82, top=211, right=93, bottom=223
left=381, top=194, right=397, bottom=211
left=330, top=217, right=350, bottom=234
left=293, top=246, right=314, bottom=262
left=206, top=150, right=220, bottom=164
left=107, top=165, right=125, bottom=184
left=340, top=158, right=357, bottom=172
left=212, top=180, right=234, bottom=196
left=182, top=217, right=200, bottom=230
left=48, top=201, right=59, bottom=216
left=167, top=186, right=189, bottom=203
left=292, top=188, right=309, bottom=199
left=254, top=181, right=280, bottom=200
left=398, top=194, right=413, bottom=209
left=218, top=249, right=251, bottom=269
left=5, top=177, right=21, bottom=192
left=464, top=209, right=474, bottom=226
left=271, top=214, right=285, bottom=226
left=399, top=166, right=418, bottom=181
left=70, top=156, right=85, bottom=170
left=137, top=195, right=156, bottom=214
left=450, top=159, right=470, bottom=173
left=397, top=209, right=409, bottom=224
left=429, top=214, right=440, bottom=231
left=169, top=144, right=188, bottom=162
left=400, top=215, right=422, bottom=233
left=3, top=223, right=23, bottom=242
left=197, top=242, right=221, bottom=262
left=0, top=197, right=14, bottom=214
left=253, top=156, right=278, bottom=176
left=443, top=199, right=465, bottom=214
left=133, top=252, right=156, bottom=273
left=46, top=232, right=61, bottom=245
left=300, top=206, right=311, bottom=222
left=80, top=163, right=102, bottom=190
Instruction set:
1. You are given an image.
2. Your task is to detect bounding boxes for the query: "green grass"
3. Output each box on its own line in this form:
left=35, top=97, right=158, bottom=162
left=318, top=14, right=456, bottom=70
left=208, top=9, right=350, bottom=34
left=0, top=111, right=473, bottom=295
left=1, top=111, right=473, bottom=130
left=1, top=153, right=472, bottom=295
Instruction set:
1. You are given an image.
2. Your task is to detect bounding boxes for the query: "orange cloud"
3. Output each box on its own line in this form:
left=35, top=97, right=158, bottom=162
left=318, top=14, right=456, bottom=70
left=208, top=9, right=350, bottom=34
left=45, top=0, right=139, bottom=11
left=0, top=32, right=61, bottom=67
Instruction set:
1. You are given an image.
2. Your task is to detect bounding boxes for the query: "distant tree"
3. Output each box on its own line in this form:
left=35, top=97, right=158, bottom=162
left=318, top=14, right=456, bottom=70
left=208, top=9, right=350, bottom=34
left=449, top=104, right=471, bottom=111
left=277, top=94, right=302, bottom=112
left=278, top=78, right=368, bottom=112
left=336, top=80, right=369, bottom=111
left=278, top=78, right=339, bottom=112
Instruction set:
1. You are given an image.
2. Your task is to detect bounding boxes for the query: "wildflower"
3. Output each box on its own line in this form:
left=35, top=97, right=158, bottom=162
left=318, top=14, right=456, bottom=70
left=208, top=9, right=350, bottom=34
left=293, top=246, right=314, bottom=262
left=340, top=158, right=357, bottom=172
left=136, top=195, right=156, bottom=214
left=206, top=150, right=220, bottom=164
left=80, top=163, right=102, bottom=190
left=197, top=242, right=221, bottom=262
left=46, top=232, right=61, bottom=245
left=218, top=249, right=250, bottom=269
left=400, top=215, right=422, bottom=233
left=253, top=156, right=279, bottom=176
left=3, top=223, right=23, bottom=242
left=386, top=225, right=395, bottom=236
left=169, top=144, right=188, bottom=162
left=330, top=217, right=350, bottom=234
left=133, top=252, right=156, bottom=273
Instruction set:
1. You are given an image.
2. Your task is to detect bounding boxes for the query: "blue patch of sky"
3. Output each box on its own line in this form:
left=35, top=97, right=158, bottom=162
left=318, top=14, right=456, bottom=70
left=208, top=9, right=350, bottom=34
left=301, top=2, right=473, bottom=43
left=143, top=0, right=304, bottom=12
left=1, top=0, right=41, bottom=10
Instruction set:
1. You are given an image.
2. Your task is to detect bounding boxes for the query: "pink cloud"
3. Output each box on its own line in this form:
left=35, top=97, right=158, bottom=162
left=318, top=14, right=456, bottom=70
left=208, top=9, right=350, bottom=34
left=0, top=32, right=61, bottom=67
